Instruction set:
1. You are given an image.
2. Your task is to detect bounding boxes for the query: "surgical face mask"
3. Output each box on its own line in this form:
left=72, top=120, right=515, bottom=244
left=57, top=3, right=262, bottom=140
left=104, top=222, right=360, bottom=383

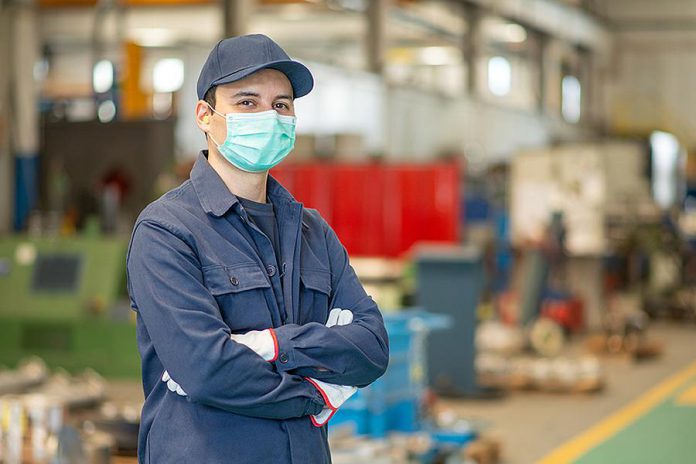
left=207, top=105, right=296, bottom=173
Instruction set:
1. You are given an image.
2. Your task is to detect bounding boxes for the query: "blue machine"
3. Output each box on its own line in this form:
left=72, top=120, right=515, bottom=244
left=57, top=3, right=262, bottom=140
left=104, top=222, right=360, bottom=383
left=331, top=309, right=450, bottom=438
left=415, top=245, right=497, bottom=397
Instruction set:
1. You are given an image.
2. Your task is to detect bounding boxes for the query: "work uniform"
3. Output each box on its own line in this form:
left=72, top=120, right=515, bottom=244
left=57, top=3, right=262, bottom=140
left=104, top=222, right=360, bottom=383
left=126, top=151, right=389, bottom=463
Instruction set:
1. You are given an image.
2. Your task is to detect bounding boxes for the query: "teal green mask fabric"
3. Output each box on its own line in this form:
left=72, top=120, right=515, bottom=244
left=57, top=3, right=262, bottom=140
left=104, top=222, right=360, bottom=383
left=208, top=107, right=296, bottom=173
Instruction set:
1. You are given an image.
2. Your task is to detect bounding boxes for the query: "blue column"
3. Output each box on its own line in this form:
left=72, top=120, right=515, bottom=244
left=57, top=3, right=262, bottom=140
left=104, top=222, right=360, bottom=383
left=11, top=2, right=40, bottom=231
left=14, top=154, right=39, bottom=230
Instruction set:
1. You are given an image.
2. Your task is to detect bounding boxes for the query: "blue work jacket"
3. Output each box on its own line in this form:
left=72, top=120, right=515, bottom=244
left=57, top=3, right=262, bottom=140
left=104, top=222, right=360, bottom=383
left=126, top=151, right=389, bottom=463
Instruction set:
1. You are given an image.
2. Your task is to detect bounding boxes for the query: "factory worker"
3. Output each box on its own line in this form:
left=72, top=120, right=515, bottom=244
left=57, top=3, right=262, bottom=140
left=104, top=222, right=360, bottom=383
left=126, top=34, right=389, bottom=463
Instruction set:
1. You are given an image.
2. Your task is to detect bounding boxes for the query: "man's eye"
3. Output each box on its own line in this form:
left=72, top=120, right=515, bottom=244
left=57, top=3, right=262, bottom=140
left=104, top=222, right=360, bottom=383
left=238, top=100, right=255, bottom=106
left=274, top=102, right=290, bottom=110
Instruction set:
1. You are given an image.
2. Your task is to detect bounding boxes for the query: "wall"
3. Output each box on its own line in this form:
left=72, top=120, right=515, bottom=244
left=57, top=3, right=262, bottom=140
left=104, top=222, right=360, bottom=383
left=37, top=4, right=594, bottom=166
left=385, top=84, right=591, bottom=165
left=602, top=0, right=696, bottom=148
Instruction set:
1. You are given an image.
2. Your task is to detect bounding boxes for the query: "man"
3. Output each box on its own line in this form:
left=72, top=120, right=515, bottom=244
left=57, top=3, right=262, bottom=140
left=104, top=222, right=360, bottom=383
left=126, top=34, right=389, bottom=463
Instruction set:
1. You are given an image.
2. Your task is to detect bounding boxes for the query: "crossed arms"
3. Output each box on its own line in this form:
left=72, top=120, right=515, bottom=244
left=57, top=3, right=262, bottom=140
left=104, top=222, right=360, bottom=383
left=126, top=219, right=389, bottom=423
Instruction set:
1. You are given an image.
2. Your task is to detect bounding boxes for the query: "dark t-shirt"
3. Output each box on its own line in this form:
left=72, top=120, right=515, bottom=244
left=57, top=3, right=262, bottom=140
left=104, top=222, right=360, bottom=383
left=238, top=196, right=281, bottom=267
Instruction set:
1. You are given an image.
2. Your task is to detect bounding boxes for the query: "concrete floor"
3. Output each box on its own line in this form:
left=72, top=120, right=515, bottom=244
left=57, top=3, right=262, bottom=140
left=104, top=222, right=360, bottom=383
left=441, top=321, right=696, bottom=464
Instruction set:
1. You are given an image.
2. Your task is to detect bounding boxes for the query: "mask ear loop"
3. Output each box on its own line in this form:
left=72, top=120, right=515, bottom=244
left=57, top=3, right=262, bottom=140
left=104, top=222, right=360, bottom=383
left=208, top=132, right=222, bottom=147
left=205, top=103, right=224, bottom=146
left=206, top=102, right=224, bottom=118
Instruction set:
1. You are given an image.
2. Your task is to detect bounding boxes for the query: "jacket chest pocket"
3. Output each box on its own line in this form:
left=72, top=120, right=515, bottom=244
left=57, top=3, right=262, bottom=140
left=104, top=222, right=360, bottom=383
left=202, top=263, right=273, bottom=331
left=298, top=269, right=332, bottom=325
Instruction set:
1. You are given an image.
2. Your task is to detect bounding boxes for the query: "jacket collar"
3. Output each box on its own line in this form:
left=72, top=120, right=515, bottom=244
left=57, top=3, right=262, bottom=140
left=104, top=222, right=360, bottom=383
left=191, top=150, right=298, bottom=217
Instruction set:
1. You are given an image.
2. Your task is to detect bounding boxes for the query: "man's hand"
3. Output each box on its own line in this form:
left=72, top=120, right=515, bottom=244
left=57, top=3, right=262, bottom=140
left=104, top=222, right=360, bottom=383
left=306, top=307, right=357, bottom=426
left=326, top=308, right=353, bottom=328
left=306, top=378, right=357, bottom=426
left=229, top=329, right=278, bottom=362
left=162, top=370, right=187, bottom=396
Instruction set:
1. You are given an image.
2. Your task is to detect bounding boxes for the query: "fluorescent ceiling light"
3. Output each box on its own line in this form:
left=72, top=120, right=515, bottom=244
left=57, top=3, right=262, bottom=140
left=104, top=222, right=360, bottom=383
left=501, top=23, right=527, bottom=43
left=484, top=18, right=528, bottom=43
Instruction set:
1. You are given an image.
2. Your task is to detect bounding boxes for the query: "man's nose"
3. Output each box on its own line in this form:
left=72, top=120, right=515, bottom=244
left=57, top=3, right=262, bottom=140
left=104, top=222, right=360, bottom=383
left=256, top=102, right=276, bottom=112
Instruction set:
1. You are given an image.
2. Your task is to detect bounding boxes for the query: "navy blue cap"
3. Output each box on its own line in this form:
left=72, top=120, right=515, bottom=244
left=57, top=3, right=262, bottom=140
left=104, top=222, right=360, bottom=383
left=197, top=34, right=314, bottom=100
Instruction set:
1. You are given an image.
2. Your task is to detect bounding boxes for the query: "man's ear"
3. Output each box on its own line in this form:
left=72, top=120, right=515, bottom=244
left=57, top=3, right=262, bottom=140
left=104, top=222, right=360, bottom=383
left=195, top=100, right=212, bottom=133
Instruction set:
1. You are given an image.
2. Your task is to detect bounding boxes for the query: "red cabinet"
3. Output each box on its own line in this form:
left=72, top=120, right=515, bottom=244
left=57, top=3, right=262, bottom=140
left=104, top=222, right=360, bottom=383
left=271, top=162, right=461, bottom=257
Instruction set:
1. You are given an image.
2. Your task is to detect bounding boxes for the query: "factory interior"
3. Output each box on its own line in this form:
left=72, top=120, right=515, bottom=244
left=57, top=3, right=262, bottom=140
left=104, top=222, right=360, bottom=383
left=1, top=0, right=696, bottom=462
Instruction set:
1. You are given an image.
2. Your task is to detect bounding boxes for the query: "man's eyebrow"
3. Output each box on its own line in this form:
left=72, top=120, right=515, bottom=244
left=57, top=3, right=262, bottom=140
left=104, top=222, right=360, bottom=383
left=232, top=91, right=261, bottom=98
left=230, top=91, right=293, bottom=101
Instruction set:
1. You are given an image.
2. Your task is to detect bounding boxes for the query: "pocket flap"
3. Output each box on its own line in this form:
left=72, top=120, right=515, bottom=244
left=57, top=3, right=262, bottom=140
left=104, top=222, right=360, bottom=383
left=300, top=269, right=332, bottom=295
left=203, top=264, right=270, bottom=296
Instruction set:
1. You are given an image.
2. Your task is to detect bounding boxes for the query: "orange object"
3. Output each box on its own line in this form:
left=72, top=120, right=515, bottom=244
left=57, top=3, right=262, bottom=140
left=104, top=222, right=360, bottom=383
left=121, top=41, right=150, bottom=119
left=39, top=0, right=212, bottom=7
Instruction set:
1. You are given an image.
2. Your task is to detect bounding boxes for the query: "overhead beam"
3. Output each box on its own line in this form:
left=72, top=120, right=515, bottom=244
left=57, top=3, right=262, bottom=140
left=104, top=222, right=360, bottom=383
left=462, top=0, right=611, bottom=56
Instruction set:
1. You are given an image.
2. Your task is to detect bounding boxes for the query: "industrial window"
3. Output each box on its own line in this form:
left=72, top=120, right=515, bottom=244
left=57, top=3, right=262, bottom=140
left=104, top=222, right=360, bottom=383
left=480, top=17, right=538, bottom=110
left=561, top=75, right=581, bottom=123
left=487, top=56, right=511, bottom=96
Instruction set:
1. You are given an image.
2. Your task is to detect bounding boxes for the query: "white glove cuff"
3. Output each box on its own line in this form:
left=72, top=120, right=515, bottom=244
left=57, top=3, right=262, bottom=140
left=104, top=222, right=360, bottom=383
left=306, top=377, right=357, bottom=427
left=310, top=407, right=336, bottom=427
left=230, top=328, right=279, bottom=362
left=259, top=328, right=279, bottom=362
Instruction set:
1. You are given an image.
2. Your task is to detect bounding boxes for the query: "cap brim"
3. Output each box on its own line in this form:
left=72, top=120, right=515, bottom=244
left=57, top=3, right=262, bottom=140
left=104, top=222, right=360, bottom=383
left=211, top=59, right=314, bottom=99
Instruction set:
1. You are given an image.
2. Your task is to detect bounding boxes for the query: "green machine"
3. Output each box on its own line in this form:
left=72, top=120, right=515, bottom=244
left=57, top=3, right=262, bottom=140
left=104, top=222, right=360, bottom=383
left=0, top=236, right=139, bottom=378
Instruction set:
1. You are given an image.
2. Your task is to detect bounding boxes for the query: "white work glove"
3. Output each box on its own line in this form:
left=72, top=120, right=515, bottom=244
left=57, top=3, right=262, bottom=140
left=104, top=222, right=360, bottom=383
left=161, top=328, right=279, bottom=397
left=306, top=378, right=357, bottom=426
left=161, top=370, right=187, bottom=396
left=307, top=307, right=357, bottom=426
left=229, top=329, right=278, bottom=362
left=326, top=307, right=353, bottom=328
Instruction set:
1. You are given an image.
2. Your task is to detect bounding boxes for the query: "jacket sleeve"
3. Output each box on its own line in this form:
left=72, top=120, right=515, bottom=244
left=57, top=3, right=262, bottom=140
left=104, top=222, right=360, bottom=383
left=127, top=219, right=324, bottom=419
left=272, top=220, right=389, bottom=387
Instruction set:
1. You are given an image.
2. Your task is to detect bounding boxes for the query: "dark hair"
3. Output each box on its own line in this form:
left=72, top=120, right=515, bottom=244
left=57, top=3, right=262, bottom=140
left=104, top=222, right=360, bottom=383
left=203, top=86, right=216, bottom=139
left=203, top=85, right=216, bottom=110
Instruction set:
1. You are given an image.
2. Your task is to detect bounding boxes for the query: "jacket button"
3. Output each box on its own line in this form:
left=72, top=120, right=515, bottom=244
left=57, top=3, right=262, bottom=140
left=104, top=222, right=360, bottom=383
left=279, top=352, right=289, bottom=364
left=230, top=276, right=239, bottom=286
left=266, top=265, right=276, bottom=277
